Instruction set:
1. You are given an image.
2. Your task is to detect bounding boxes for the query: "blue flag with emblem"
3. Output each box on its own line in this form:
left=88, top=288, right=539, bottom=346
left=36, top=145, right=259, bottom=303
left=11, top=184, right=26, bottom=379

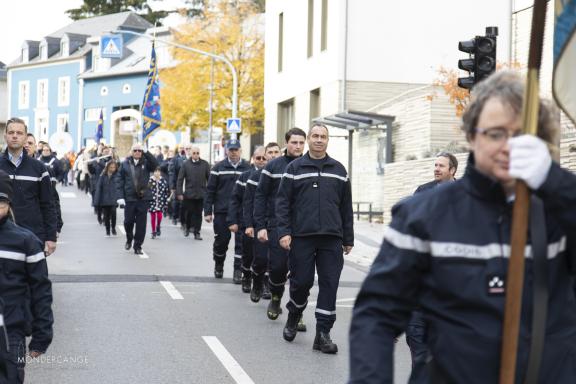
left=141, top=41, right=161, bottom=142
left=95, top=109, right=104, bottom=144
left=553, top=0, right=576, bottom=125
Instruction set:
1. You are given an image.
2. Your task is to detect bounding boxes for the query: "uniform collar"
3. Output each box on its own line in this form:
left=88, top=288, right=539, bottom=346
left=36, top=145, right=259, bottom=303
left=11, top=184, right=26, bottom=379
left=463, top=153, right=508, bottom=204
left=299, top=152, right=334, bottom=168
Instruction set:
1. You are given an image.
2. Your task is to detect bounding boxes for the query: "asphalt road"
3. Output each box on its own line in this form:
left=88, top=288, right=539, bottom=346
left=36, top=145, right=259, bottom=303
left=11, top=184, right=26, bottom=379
left=24, top=186, right=411, bottom=384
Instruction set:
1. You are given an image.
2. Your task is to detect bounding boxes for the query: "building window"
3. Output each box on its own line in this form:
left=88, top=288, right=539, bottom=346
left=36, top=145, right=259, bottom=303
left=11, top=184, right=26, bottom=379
left=310, top=88, right=320, bottom=122
left=21, top=47, right=28, bottom=63
left=39, top=43, right=47, bottom=60
left=58, top=77, right=70, bottom=106
left=61, top=40, right=69, bottom=57
left=56, top=114, right=69, bottom=133
left=37, top=79, right=48, bottom=108
left=122, top=84, right=132, bottom=94
left=18, top=81, right=29, bottom=109
left=307, top=0, right=314, bottom=58
left=100, top=86, right=108, bottom=96
left=277, top=98, right=294, bottom=144
left=278, top=13, right=284, bottom=72
left=321, top=0, right=328, bottom=51
left=85, top=108, right=106, bottom=122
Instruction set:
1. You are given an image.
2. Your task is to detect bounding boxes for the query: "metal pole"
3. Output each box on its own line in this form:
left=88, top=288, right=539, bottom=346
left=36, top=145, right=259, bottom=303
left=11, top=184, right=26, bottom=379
left=208, top=57, right=214, bottom=165
left=348, top=129, right=353, bottom=181
left=112, top=30, right=239, bottom=128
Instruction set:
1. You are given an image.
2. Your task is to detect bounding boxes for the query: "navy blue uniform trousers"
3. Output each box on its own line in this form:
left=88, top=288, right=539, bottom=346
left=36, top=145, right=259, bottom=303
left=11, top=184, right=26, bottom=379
left=286, top=235, right=344, bottom=332
left=251, top=238, right=269, bottom=284
left=268, top=229, right=289, bottom=297
left=124, top=200, right=148, bottom=250
left=0, top=333, right=25, bottom=384
left=213, top=213, right=242, bottom=270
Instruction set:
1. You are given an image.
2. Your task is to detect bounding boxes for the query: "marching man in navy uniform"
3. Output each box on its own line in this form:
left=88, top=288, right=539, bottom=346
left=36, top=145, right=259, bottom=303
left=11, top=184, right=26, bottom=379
left=204, top=139, right=251, bottom=281
left=276, top=123, right=354, bottom=354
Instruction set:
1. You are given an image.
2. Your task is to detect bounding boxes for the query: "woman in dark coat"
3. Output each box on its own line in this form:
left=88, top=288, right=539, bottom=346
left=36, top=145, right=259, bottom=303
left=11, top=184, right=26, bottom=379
left=94, top=161, right=120, bottom=236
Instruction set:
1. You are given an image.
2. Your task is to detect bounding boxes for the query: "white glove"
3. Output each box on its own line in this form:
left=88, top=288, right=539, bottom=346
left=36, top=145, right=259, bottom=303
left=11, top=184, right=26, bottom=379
left=117, top=199, right=126, bottom=208
left=508, top=135, right=551, bottom=190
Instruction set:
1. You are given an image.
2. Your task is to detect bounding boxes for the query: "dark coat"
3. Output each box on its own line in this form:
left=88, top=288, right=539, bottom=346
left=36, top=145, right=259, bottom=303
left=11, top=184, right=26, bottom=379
left=169, top=154, right=185, bottom=190
left=226, top=168, right=256, bottom=228
left=203, top=158, right=251, bottom=215
left=276, top=152, right=354, bottom=245
left=116, top=151, right=158, bottom=202
left=94, top=173, right=120, bottom=207
left=349, top=155, right=576, bottom=383
left=0, top=216, right=53, bottom=353
left=0, top=150, right=57, bottom=242
left=176, top=158, right=210, bottom=200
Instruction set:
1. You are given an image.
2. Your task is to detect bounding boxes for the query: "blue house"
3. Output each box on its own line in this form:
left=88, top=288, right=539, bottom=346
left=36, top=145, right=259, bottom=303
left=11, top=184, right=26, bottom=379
left=7, top=12, right=153, bottom=152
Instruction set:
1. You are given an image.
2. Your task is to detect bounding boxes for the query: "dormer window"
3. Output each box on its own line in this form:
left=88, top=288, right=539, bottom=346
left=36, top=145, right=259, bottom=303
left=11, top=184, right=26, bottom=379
left=61, top=40, right=69, bottom=57
left=39, top=43, right=47, bottom=60
left=22, top=47, right=28, bottom=63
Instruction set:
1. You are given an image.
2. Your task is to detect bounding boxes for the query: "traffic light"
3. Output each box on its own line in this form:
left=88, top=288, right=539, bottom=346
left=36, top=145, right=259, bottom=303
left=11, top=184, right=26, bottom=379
left=457, top=27, right=498, bottom=90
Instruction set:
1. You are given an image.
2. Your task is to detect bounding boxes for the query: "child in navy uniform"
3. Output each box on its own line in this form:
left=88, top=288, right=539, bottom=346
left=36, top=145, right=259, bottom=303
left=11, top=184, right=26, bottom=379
left=95, top=161, right=120, bottom=236
left=149, top=167, right=169, bottom=239
left=0, top=170, right=53, bottom=384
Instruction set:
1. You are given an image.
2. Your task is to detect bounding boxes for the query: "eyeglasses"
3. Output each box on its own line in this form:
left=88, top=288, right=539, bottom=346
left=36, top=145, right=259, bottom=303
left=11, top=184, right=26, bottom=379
left=254, top=156, right=266, bottom=161
left=476, top=127, right=521, bottom=143
left=133, top=149, right=143, bottom=153
left=191, top=152, right=199, bottom=155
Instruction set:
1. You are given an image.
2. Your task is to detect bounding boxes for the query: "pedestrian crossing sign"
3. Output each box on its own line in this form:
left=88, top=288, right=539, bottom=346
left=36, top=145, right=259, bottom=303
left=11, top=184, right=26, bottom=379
left=226, top=118, right=242, bottom=133
left=100, top=35, right=123, bottom=59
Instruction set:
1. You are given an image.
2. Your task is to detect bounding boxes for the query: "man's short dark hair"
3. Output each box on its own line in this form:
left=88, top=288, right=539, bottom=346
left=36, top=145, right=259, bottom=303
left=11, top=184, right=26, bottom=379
left=26, top=133, right=36, bottom=141
left=265, top=142, right=280, bottom=150
left=285, top=127, right=306, bottom=143
left=308, top=123, right=329, bottom=136
left=437, top=151, right=458, bottom=172
left=6, top=117, right=28, bottom=132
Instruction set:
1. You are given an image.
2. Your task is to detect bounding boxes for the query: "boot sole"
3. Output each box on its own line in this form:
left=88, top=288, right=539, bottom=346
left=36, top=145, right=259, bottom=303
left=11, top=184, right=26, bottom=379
left=267, top=307, right=282, bottom=320
left=283, top=331, right=297, bottom=342
left=313, top=344, right=338, bottom=354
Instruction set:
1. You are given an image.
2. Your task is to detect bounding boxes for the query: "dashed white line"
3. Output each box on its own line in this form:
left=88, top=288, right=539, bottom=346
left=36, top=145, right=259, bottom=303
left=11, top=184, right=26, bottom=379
left=202, top=336, right=255, bottom=384
left=117, top=225, right=126, bottom=235
left=139, top=250, right=149, bottom=259
left=160, top=281, right=184, bottom=300
left=60, top=192, right=77, bottom=198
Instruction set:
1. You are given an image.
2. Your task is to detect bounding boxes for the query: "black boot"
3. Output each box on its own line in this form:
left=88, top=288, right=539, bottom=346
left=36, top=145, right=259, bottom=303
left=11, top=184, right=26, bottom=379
left=233, top=269, right=242, bottom=284
left=250, top=278, right=262, bottom=303
left=267, top=295, right=282, bottom=320
left=214, top=262, right=224, bottom=278
left=283, top=312, right=301, bottom=342
left=262, top=278, right=271, bottom=300
left=313, top=331, right=338, bottom=354
left=125, top=240, right=132, bottom=250
left=241, top=273, right=251, bottom=293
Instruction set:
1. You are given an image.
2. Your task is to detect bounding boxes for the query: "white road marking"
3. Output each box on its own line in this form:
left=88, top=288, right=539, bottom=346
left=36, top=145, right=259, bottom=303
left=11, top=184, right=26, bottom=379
left=139, top=250, right=149, bottom=259
left=60, top=192, right=77, bottom=198
left=202, top=336, right=255, bottom=384
left=159, top=281, right=184, bottom=300
left=117, top=226, right=126, bottom=235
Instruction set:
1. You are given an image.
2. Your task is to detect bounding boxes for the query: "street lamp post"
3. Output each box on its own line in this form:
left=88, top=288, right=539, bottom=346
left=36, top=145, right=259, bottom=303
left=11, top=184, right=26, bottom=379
left=111, top=29, right=239, bottom=139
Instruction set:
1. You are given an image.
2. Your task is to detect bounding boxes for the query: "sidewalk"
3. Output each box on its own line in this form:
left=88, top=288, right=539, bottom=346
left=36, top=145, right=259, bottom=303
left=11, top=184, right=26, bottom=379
left=345, top=220, right=385, bottom=269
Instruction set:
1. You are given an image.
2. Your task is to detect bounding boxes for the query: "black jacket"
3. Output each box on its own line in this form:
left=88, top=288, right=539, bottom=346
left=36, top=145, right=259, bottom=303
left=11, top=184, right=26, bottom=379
left=0, top=216, right=53, bottom=352
left=176, top=158, right=210, bottom=200
left=349, top=155, right=576, bottom=383
left=226, top=167, right=257, bottom=227
left=203, top=158, right=251, bottom=215
left=169, top=154, right=185, bottom=190
left=94, top=173, right=120, bottom=207
left=253, top=155, right=297, bottom=232
left=116, top=151, right=158, bottom=202
left=0, top=150, right=57, bottom=242
left=39, top=154, right=64, bottom=232
left=414, top=179, right=440, bottom=194
left=243, top=168, right=262, bottom=229
left=276, top=153, right=353, bottom=245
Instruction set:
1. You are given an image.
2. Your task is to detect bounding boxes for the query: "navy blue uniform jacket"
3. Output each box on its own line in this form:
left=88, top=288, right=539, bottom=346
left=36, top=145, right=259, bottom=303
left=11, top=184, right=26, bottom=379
left=276, top=152, right=354, bottom=246
left=349, top=155, right=576, bottom=383
left=203, top=158, right=251, bottom=216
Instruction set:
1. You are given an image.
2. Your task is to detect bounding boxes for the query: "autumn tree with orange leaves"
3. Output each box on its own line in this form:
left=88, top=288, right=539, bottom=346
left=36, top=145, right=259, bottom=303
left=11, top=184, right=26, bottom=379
left=160, top=3, right=264, bottom=136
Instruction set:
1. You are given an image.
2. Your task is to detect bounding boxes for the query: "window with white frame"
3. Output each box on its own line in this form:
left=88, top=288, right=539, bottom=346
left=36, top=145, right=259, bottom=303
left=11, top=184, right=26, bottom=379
left=18, top=81, right=29, bottom=109
left=58, top=77, right=70, bottom=106
left=56, top=114, right=69, bottom=133
left=37, top=79, right=49, bottom=108
left=61, top=40, right=69, bottom=57
left=85, top=108, right=106, bottom=122
left=39, top=43, right=47, bottom=60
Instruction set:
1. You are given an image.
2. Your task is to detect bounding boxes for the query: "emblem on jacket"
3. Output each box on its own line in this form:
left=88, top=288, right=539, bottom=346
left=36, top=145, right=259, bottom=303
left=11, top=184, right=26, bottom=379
left=487, top=274, right=505, bottom=295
